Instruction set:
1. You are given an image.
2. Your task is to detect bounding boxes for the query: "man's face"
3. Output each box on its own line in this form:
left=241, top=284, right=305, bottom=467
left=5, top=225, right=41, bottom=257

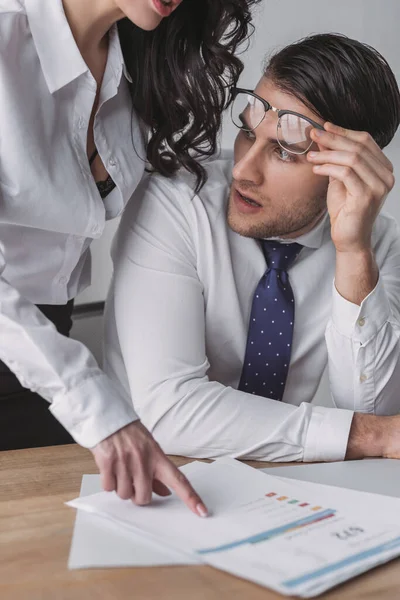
left=227, top=77, right=329, bottom=239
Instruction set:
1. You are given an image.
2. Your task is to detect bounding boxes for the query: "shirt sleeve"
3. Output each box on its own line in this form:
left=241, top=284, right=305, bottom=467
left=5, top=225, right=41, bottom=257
left=325, top=217, right=400, bottom=415
left=0, top=242, right=139, bottom=448
left=107, top=176, right=353, bottom=463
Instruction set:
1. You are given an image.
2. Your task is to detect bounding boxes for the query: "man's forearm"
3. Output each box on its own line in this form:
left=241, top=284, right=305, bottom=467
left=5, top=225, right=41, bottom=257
left=345, top=413, right=392, bottom=459
left=335, top=249, right=379, bottom=306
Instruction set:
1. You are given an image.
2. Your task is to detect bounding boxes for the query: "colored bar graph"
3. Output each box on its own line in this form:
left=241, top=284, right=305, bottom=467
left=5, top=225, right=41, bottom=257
left=198, top=509, right=337, bottom=555
left=265, top=493, right=324, bottom=512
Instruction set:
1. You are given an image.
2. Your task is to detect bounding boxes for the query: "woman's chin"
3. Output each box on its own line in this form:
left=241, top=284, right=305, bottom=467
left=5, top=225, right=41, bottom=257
left=117, top=1, right=164, bottom=31
left=126, top=13, right=163, bottom=30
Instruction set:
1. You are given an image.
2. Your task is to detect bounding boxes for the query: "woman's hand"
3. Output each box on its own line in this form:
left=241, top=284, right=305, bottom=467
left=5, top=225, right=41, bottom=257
left=91, top=420, right=208, bottom=517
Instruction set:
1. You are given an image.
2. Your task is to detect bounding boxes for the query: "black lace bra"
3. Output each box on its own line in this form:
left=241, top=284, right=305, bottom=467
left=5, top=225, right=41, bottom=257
left=89, top=149, right=117, bottom=199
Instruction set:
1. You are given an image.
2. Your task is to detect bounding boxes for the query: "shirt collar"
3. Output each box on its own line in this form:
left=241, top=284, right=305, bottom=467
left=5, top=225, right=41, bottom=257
left=25, top=0, right=130, bottom=94
left=265, top=211, right=329, bottom=250
left=106, top=23, right=133, bottom=85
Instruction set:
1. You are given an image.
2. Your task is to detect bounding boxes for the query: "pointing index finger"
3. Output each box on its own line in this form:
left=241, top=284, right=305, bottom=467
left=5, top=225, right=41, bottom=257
left=155, top=456, right=209, bottom=518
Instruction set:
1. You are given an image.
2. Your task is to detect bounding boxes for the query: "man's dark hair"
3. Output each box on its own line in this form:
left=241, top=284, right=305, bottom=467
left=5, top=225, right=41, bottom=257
left=119, top=0, right=261, bottom=192
left=265, top=33, right=400, bottom=149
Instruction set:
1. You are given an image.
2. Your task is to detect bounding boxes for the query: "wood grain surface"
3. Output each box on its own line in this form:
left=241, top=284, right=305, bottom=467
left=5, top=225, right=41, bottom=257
left=0, top=444, right=398, bottom=600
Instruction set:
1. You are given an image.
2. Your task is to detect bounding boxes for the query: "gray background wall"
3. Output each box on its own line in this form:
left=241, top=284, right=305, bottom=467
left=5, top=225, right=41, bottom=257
left=72, top=0, right=400, bottom=406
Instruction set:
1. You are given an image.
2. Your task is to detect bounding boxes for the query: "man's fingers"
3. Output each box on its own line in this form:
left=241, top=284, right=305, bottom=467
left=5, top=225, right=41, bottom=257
left=312, top=123, right=394, bottom=172
left=324, top=122, right=392, bottom=168
left=308, top=150, right=393, bottom=195
left=153, top=479, right=172, bottom=497
left=312, top=163, right=366, bottom=198
left=156, top=457, right=209, bottom=517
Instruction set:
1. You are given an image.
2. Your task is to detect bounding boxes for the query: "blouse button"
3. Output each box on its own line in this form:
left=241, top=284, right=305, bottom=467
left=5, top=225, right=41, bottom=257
left=91, top=224, right=101, bottom=235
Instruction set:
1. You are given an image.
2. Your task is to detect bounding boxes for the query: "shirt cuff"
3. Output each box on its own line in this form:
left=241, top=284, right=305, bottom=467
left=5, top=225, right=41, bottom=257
left=303, top=406, right=354, bottom=462
left=49, top=372, right=139, bottom=448
left=331, top=276, right=391, bottom=342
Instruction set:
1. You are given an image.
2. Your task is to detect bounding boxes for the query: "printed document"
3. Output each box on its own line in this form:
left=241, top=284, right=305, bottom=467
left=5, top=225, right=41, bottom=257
left=68, top=458, right=400, bottom=597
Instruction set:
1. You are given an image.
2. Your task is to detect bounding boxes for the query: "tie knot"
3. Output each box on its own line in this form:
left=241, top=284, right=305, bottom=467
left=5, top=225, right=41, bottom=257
left=261, top=240, right=302, bottom=271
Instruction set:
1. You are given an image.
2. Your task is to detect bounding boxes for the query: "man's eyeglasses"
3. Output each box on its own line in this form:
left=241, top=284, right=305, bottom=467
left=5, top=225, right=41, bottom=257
left=231, top=88, right=324, bottom=155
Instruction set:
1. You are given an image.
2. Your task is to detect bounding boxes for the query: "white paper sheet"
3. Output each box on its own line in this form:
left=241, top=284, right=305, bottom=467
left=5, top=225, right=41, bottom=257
left=208, top=459, right=400, bottom=597
left=67, top=458, right=400, bottom=597
left=261, top=458, right=400, bottom=498
left=68, top=462, right=205, bottom=569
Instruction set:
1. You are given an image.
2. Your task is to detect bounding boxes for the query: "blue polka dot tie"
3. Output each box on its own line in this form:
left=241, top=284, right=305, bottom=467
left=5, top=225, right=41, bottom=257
left=238, top=241, right=303, bottom=400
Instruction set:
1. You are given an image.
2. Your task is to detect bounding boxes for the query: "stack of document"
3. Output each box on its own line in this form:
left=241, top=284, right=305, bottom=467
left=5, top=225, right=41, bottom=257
left=67, top=458, right=400, bottom=597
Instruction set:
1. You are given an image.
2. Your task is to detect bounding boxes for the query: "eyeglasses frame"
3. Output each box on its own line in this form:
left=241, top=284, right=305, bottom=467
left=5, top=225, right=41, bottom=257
left=231, top=87, right=325, bottom=155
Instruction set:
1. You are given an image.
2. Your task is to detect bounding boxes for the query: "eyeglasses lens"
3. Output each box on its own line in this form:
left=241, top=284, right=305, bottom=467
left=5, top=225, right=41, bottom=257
left=277, top=113, right=314, bottom=154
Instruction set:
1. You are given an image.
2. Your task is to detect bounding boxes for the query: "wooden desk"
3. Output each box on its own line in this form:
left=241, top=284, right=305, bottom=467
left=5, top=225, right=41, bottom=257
left=0, top=445, right=398, bottom=600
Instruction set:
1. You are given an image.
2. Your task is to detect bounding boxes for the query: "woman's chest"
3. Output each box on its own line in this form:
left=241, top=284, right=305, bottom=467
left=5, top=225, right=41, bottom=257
left=0, top=69, right=146, bottom=236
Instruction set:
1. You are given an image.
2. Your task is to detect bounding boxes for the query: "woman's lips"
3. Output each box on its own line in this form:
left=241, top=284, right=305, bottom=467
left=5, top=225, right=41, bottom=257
left=152, top=0, right=182, bottom=17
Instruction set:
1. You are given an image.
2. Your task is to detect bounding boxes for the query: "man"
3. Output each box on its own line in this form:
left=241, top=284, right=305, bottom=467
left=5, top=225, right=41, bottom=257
left=104, top=33, right=400, bottom=463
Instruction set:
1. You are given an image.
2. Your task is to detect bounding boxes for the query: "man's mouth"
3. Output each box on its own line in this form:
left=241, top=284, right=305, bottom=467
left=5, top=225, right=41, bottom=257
left=236, top=189, right=262, bottom=208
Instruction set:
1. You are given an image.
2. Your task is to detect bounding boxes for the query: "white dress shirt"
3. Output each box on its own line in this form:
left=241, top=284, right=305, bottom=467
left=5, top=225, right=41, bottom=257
left=0, top=0, right=142, bottom=447
left=104, top=157, right=400, bottom=463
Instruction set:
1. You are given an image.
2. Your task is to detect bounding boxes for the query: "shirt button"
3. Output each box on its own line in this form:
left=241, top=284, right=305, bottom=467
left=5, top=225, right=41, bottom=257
left=91, top=224, right=101, bottom=235
left=357, top=317, right=366, bottom=327
left=59, top=276, right=68, bottom=285
left=78, top=117, right=86, bottom=130
left=108, top=158, right=117, bottom=168
left=359, top=373, right=368, bottom=383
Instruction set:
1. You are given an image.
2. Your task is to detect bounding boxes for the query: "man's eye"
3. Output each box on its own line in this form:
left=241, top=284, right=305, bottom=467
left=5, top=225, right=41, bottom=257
left=275, top=147, right=295, bottom=162
left=241, top=128, right=255, bottom=140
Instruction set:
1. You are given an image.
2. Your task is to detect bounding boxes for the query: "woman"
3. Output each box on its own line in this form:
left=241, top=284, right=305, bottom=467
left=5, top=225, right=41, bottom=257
left=0, top=0, right=259, bottom=514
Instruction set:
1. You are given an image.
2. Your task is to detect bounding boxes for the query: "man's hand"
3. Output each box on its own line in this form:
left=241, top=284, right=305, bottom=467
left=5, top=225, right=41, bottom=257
left=90, top=421, right=208, bottom=517
left=308, top=122, right=395, bottom=254
left=307, top=123, right=395, bottom=305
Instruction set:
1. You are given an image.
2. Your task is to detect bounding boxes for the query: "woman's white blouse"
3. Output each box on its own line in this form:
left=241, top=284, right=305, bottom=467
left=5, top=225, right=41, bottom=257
left=0, top=0, right=144, bottom=447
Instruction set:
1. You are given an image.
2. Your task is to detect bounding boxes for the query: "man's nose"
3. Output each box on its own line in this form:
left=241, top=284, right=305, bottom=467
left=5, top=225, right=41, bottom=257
left=233, top=144, right=265, bottom=187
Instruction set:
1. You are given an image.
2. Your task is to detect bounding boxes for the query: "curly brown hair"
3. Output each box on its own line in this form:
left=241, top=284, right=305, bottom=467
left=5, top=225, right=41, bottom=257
left=118, top=0, right=261, bottom=191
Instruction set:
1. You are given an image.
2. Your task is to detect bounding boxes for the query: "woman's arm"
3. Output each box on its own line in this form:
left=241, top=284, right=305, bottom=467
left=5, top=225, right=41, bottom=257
left=0, top=242, right=207, bottom=514
left=0, top=242, right=137, bottom=447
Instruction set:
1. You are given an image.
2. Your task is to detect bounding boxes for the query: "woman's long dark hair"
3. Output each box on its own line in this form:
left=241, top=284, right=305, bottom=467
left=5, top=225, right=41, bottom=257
left=118, top=0, right=260, bottom=191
